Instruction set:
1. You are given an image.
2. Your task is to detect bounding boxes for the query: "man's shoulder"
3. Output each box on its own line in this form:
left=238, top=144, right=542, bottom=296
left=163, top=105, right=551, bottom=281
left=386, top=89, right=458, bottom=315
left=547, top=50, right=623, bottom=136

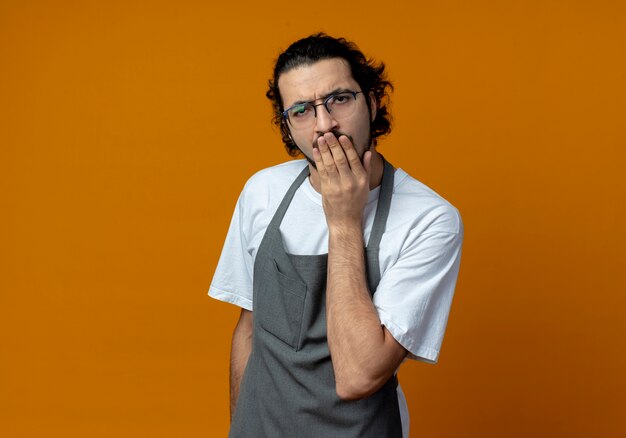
left=246, top=159, right=308, bottom=188
left=392, top=168, right=462, bottom=235
left=239, top=159, right=308, bottom=206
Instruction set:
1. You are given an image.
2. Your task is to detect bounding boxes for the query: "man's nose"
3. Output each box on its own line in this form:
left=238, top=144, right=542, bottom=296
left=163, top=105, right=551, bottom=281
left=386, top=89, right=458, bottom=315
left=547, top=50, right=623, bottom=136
left=315, top=104, right=339, bottom=132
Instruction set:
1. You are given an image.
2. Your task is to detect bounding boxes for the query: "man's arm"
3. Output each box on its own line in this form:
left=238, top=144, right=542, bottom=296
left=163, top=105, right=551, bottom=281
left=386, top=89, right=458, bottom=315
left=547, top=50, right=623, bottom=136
left=327, top=226, right=407, bottom=400
left=230, top=308, right=253, bottom=421
left=313, top=134, right=408, bottom=401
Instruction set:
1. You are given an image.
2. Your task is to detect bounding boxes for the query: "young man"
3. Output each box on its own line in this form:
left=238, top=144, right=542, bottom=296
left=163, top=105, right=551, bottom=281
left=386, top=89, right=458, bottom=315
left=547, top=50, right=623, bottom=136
left=209, top=34, right=463, bottom=437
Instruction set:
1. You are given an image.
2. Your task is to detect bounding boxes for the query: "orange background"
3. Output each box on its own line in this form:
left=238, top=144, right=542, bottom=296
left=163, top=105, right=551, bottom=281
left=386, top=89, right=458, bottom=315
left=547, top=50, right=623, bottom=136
left=1, top=1, right=625, bottom=437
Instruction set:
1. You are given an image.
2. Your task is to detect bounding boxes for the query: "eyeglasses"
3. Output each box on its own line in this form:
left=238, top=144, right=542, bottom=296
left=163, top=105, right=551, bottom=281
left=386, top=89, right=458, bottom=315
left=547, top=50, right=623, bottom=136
left=282, top=90, right=363, bottom=130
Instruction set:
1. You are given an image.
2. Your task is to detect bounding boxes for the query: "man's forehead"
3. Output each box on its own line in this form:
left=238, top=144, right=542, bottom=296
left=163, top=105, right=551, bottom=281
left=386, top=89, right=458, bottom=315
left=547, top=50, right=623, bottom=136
left=278, top=58, right=357, bottom=105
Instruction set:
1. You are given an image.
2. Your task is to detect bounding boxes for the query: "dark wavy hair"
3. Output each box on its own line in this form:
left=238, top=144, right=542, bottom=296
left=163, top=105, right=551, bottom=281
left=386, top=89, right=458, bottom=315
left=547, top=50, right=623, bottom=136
left=266, top=33, right=393, bottom=157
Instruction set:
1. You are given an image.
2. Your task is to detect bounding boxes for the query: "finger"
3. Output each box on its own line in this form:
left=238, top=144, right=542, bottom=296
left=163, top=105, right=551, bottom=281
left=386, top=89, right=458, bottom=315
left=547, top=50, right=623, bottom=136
left=312, top=146, right=327, bottom=178
left=317, top=137, right=339, bottom=181
left=363, top=150, right=372, bottom=178
left=338, top=136, right=366, bottom=176
left=324, top=133, right=351, bottom=176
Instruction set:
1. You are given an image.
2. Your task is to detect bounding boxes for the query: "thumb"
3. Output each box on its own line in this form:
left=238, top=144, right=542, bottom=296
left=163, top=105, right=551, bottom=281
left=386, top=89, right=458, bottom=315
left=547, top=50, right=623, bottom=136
left=363, top=151, right=372, bottom=177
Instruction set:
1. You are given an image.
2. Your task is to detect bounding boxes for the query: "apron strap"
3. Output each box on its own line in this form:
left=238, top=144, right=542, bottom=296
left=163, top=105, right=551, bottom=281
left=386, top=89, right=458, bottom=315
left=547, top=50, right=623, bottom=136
left=367, top=157, right=395, bottom=249
left=267, top=157, right=394, bottom=243
left=266, top=164, right=310, bottom=233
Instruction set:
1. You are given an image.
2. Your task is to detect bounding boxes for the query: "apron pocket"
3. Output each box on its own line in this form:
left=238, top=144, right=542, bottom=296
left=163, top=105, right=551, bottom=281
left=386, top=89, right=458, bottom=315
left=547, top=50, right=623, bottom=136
left=257, top=259, right=307, bottom=351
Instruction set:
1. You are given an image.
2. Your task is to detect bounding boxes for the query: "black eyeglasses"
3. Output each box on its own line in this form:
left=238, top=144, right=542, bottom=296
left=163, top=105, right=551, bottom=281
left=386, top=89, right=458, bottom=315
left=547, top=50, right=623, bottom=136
left=282, top=90, right=363, bottom=130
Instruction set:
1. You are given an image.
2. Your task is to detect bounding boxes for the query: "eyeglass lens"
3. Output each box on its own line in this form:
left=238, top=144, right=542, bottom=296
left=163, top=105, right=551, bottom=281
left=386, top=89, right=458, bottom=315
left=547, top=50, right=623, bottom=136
left=287, top=92, right=359, bottom=129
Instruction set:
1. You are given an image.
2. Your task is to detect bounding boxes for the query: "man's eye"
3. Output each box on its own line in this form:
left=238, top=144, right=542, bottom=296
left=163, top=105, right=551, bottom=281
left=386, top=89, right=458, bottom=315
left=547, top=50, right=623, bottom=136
left=331, top=93, right=350, bottom=104
left=291, top=105, right=313, bottom=118
left=291, top=105, right=311, bottom=117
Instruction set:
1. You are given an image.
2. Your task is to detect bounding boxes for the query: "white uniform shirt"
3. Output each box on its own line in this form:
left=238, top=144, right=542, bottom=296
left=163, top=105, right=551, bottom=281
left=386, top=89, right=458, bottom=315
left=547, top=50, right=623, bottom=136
left=209, top=159, right=463, bottom=437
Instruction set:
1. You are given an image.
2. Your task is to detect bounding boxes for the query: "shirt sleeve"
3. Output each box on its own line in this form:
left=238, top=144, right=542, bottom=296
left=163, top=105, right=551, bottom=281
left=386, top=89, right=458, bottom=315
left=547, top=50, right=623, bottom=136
left=208, top=188, right=255, bottom=311
left=373, top=210, right=464, bottom=364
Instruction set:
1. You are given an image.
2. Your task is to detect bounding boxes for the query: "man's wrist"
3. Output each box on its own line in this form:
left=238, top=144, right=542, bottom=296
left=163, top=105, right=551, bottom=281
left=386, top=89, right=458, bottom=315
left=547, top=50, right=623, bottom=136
left=328, top=223, right=365, bottom=261
left=328, top=221, right=363, bottom=241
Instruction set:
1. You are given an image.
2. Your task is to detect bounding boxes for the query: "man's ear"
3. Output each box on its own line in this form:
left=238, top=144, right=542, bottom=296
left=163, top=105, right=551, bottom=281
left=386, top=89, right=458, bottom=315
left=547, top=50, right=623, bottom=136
left=369, top=91, right=377, bottom=122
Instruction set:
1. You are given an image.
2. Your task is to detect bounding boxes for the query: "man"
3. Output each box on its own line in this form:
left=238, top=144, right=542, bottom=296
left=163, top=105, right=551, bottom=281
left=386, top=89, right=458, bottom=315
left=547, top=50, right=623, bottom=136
left=209, top=34, right=463, bottom=437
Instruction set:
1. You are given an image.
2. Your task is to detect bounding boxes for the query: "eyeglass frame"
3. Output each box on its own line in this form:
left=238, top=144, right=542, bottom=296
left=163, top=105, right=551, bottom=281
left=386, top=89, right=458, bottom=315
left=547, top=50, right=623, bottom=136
left=281, top=90, right=364, bottom=128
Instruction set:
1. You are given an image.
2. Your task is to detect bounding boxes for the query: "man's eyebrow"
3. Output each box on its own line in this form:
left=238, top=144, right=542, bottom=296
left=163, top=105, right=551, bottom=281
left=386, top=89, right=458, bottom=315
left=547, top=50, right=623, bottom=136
left=291, top=88, right=352, bottom=106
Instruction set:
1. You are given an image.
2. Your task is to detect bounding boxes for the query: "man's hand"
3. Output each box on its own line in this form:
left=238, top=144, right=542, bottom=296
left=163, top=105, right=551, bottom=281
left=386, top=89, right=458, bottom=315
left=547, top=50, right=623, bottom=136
left=313, top=133, right=408, bottom=400
left=312, top=132, right=372, bottom=230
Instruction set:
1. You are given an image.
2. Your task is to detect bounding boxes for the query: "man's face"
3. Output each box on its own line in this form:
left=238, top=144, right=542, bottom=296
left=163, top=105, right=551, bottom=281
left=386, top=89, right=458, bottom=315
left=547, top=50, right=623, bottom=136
left=277, top=58, right=376, bottom=164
